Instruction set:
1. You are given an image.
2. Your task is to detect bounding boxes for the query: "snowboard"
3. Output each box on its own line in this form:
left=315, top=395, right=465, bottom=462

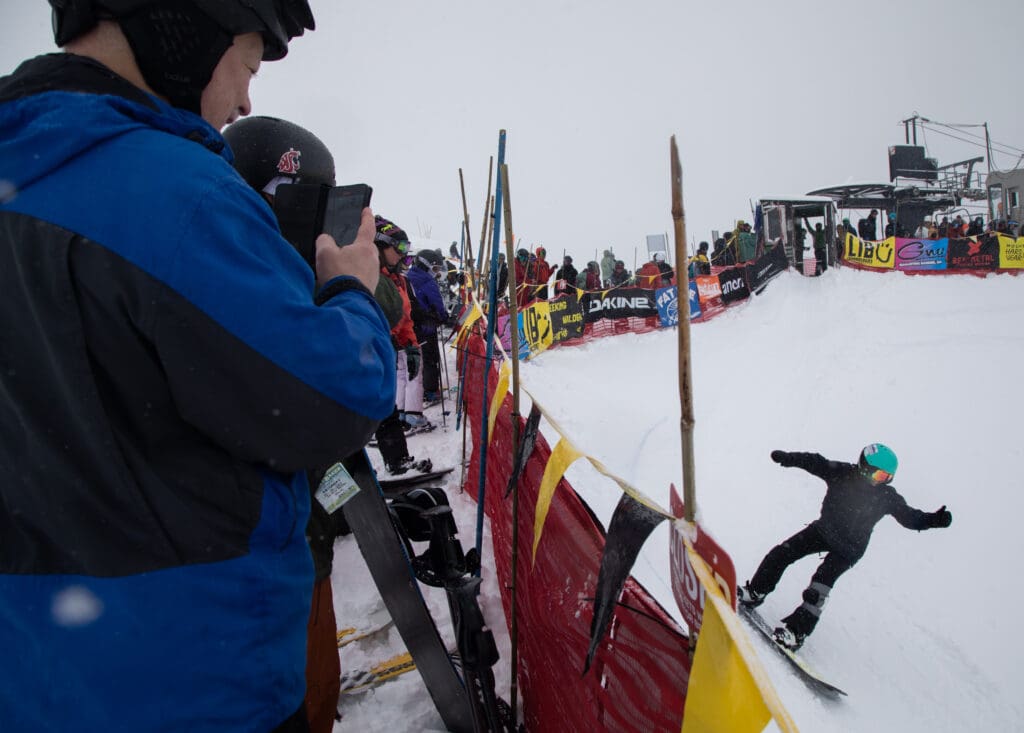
left=738, top=604, right=847, bottom=699
left=341, top=452, right=474, bottom=732
left=378, top=466, right=455, bottom=492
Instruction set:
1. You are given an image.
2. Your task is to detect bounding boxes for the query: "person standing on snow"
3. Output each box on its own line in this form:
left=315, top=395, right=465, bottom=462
left=528, top=246, right=553, bottom=301
left=223, top=114, right=405, bottom=733
left=408, top=248, right=448, bottom=406
left=738, top=444, right=952, bottom=650
left=513, top=247, right=532, bottom=308
left=600, top=248, right=617, bottom=286
left=555, top=254, right=578, bottom=296
left=0, top=3, right=398, bottom=731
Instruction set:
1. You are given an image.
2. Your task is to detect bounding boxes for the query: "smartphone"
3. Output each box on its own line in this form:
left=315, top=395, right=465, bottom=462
left=321, top=184, right=372, bottom=247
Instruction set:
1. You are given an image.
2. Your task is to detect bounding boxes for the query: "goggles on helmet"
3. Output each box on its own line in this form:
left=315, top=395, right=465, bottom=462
left=375, top=232, right=409, bottom=255
left=861, top=465, right=893, bottom=485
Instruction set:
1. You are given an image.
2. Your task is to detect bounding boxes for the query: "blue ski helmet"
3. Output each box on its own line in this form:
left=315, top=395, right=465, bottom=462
left=859, top=443, right=898, bottom=484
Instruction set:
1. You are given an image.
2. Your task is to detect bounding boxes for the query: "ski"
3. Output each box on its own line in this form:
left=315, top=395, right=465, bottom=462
left=339, top=651, right=417, bottom=694
left=336, top=605, right=395, bottom=649
left=378, top=467, right=455, bottom=492
left=340, top=452, right=474, bottom=732
left=738, top=604, right=847, bottom=699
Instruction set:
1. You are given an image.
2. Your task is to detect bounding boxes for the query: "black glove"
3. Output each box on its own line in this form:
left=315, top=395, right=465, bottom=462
left=770, top=450, right=793, bottom=467
left=404, top=346, right=421, bottom=380
left=930, top=505, right=952, bottom=528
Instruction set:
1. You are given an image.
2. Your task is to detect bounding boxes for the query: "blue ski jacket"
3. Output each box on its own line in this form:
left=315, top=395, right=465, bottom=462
left=0, top=54, right=395, bottom=732
left=406, top=265, right=448, bottom=338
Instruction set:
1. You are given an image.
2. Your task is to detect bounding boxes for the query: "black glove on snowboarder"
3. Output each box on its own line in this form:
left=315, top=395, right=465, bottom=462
left=930, top=505, right=952, bottom=528
left=770, top=450, right=793, bottom=467
left=404, top=346, right=421, bottom=380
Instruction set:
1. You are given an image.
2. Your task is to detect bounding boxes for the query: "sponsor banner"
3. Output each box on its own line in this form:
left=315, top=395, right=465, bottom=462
left=998, top=235, right=1024, bottom=269
left=947, top=235, right=999, bottom=271
left=894, top=238, right=949, bottom=271
left=845, top=233, right=895, bottom=269
left=695, top=275, right=722, bottom=303
left=547, top=293, right=584, bottom=343
left=717, top=266, right=750, bottom=304
left=655, top=285, right=679, bottom=326
left=688, top=281, right=702, bottom=321
left=745, top=245, right=788, bottom=292
left=668, top=485, right=736, bottom=634
left=580, top=287, right=659, bottom=323
left=517, top=300, right=553, bottom=360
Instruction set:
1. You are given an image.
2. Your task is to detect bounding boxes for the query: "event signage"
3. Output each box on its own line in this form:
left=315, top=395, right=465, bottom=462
left=717, top=267, right=750, bottom=304
left=895, top=238, right=949, bottom=271
left=581, top=287, right=659, bottom=323
left=947, top=236, right=999, bottom=271
left=548, top=293, right=585, bottom=343
left=845, top=233, right=895, bottom=269
left=655, top=285, right=679, bottom=326
left=745, top=245, right=788, bottom=292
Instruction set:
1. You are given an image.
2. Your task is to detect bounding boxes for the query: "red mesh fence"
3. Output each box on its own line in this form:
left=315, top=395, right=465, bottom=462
left=460, top=333, right=690, bottom=733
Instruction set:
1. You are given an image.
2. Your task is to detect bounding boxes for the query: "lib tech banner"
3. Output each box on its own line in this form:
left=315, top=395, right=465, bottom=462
left=894, top=238, right=949, bottom=271
left=947, top=236, right=999, bottom=271
left=745, top=245, right=788, bottom=292
left=518, top=300, right=553, bottom=359
left=581, top=287, right=658, bottom=323
left=717, top=266, right=750, bottom=305
left=845, top=233, right=895, bottom=269
left=548, top=293, right=585, bottom=343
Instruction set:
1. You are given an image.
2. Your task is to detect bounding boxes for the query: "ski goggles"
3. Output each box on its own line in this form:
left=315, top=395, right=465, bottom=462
left=862, top=466, right=893, bottom=484
left=375, top=232, right=409, bottom=255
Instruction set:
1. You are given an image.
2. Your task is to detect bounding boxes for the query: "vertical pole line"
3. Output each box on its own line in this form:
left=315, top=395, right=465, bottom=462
left=670, top=135, right=697, bottom=524
left=499, top=163, right=522, bottom=725
left=474, top=130, right=506, bottom=575
left=459, top=169, right=478, bottom=302
left=477, top=159, right=494, bottom=296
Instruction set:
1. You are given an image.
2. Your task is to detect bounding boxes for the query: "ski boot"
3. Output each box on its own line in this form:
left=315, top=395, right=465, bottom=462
left=772, top=625, right=805, bottom=651
left=386, top=456, right=433, bottom=476
left=737, top=582, right=765, bottom=609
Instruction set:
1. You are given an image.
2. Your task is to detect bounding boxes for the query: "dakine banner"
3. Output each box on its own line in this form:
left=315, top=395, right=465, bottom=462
left=745, top=245, right=788, bottom=292
left=581, top=288, right=659, bottom=323
left=548, top=293, right=585, bottom=343
left=717, top=266, right=750, bottom=305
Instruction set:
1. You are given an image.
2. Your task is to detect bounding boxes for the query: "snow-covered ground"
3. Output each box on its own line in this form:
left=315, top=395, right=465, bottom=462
left=332, top=265, right=1024, bottom=732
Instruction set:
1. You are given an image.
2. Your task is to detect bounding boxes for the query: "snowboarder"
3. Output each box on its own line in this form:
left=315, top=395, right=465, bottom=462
left=738, top=444, right=952, bottom=650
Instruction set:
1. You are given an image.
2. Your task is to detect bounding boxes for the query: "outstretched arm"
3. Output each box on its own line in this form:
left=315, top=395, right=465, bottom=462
left=770, top=450, right=837, bottom=480
left=892, top=499, right=952, bottom=531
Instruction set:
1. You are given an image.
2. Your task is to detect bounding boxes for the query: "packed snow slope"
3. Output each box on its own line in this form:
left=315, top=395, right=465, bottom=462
left=334, top=266, right=1023, bottom=732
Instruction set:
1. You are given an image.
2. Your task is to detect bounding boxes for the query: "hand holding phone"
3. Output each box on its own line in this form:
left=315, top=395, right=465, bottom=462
left=315, top=208, right=379, bottom=293
left=322, top=184, right=373, bottom=246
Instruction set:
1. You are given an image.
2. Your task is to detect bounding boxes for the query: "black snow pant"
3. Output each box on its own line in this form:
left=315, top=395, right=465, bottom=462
left=748, top=523, right=857, bottom=638
left=374, top=408, right=409, bottom=471
left=419, top=332, right=441, bottom=395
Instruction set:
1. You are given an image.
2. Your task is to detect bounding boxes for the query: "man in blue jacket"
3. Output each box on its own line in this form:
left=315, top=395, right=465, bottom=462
left=407, top=248, right=449, bottom=407
left=0, top=2, right=395, bottom=731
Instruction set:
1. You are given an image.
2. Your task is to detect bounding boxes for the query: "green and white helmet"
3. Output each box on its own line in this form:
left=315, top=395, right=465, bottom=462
left=858, top=443, right=898, bottom=484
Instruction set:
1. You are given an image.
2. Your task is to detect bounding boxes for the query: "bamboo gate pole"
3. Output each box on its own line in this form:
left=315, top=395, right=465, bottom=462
left=670, top=135, right=697, bottom=523
left=499, top=163, right=522, bottom=725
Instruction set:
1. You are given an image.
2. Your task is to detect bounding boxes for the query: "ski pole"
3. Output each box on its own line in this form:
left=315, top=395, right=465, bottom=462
left=437, top=329, right=448, bottom=429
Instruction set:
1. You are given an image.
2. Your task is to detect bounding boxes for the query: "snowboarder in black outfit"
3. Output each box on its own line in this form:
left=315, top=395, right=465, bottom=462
left=738, top=444, right=952, bottom=650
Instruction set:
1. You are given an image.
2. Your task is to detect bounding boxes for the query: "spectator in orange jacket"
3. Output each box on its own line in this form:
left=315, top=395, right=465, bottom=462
left=528, top=246, right=553, bottom=301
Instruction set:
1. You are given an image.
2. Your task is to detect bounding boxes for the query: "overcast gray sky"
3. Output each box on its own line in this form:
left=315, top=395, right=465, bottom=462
left=3, top=1, right=1022, bottom=266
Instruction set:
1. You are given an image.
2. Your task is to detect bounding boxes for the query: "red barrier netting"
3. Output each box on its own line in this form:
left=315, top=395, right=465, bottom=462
left=460, top=332, right=690, bottom=733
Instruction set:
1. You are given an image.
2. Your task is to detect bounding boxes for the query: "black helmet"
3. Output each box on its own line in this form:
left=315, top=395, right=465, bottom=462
left=222, top=116, right=334, bottom=193
left=415, top=249, right=444, bottom=270
left=50, top=1, right=315, bottom=112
